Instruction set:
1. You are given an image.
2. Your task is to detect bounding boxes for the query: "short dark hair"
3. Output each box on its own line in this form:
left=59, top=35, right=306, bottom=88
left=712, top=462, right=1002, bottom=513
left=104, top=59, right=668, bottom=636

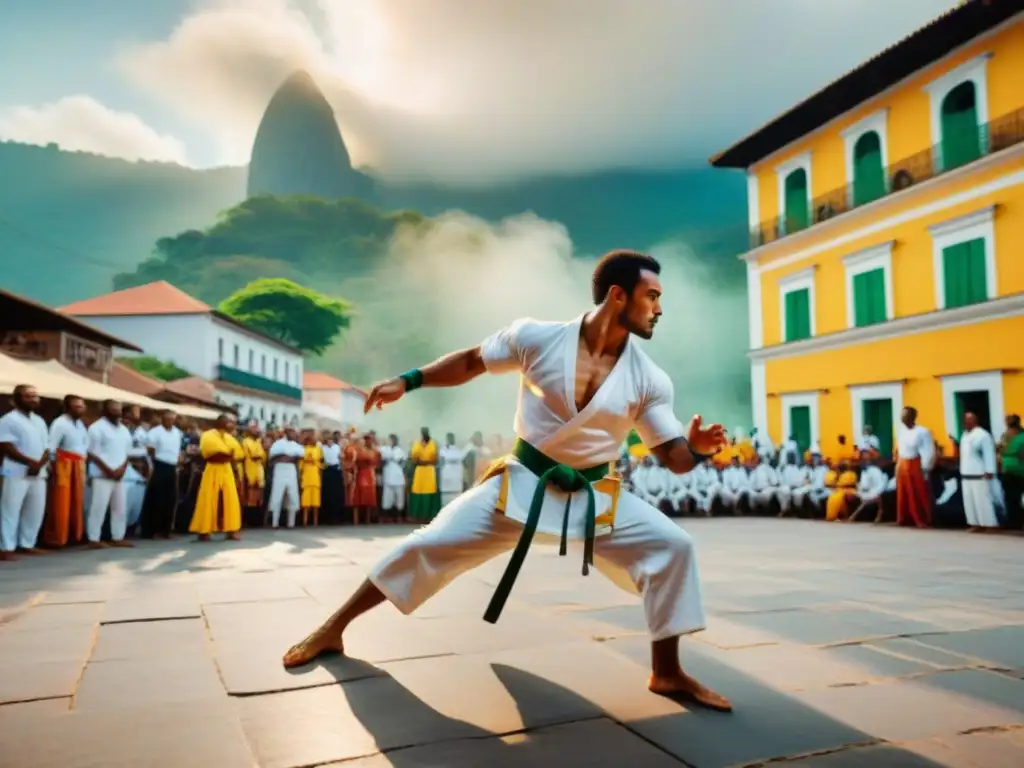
left=591, top=250, right=660, bottom=304
left=1009, top=414, right=1021, bottom=429
left=62, top=394, right=83, bottom=410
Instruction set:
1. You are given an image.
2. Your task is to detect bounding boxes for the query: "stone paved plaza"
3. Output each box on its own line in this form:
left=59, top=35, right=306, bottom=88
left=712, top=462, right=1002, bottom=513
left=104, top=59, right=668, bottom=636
left=1, top=519, right=1023, bottom=767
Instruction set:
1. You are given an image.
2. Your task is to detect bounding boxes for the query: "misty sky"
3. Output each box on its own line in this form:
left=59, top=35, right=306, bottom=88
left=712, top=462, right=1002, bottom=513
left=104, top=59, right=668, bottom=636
left=0, top=0, right=961, bottom=183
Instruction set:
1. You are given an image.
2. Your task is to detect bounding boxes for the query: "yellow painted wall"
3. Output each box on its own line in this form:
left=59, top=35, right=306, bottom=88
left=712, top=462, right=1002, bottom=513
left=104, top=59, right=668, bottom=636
left=764, top=315, right=1024, bottom=457
left=758, top=164, right=1024, bottom=347
left=752, top=18, right=1024, bottom=227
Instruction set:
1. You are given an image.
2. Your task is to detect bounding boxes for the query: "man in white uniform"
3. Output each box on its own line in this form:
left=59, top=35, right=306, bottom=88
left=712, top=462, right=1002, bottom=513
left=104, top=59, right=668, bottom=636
left=0, top=384, right=50, bottom=560
left=778, top=436, right=800, bottom=466
left=790, top=455, right=828, bottom=515
left=959, top=411, right=1000, bottom=531
left=847, top=451, right=889, bottom=522
left=695, top=464, right=721, bottom=516
left=776, top=454, right=808, bottom=516
left=667, top=469, right=697, bottom=516
left=896, top=407, right=935, bottom=528
left=283, top=250, right=732, bottom=711
left=719, top=457, right=749, bottom=515
left=379, top=434, right=407, bottom=521
left=633, top=456, right=670, bottom=514
left=857, top=426, right=881, bottom=456
left=124, top=415, right=151, bottom=533
left=747, top=458, right=780, bottom=515
left=86, top=399, right=135, bottom=548
left=142, top=410, right=183, bottom=539
left=751, top=428, right=775, bottom=462
left=268, top=427, right=304, bottom=528
left=439, top=433, right=466, bottom=507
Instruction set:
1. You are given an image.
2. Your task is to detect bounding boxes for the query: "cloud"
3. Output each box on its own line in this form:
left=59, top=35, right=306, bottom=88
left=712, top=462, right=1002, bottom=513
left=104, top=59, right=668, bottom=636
left=117, top=0, right=961, bottom=182
left=0, top=95, right=189, bottom=164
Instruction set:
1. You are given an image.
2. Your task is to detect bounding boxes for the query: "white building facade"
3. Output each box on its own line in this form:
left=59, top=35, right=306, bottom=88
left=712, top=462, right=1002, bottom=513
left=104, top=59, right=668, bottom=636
left=63, top=285, right=305, bottom=428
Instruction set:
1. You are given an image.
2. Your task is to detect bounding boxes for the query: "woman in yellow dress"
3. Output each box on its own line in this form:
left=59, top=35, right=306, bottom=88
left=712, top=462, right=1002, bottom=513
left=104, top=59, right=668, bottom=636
left=190, top=413, right=244, bottom=542
left=299, top=430, right=324, bottom=526
left=241, top=421, right=267, bottom=525
left=408, top=427, right=440, bottom=522
left=825, top=461, right=859, bottom=522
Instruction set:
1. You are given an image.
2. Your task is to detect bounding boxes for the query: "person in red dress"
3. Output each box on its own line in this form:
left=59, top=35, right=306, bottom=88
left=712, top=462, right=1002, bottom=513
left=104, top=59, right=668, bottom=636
left=353, top=433, right=380, bottom=524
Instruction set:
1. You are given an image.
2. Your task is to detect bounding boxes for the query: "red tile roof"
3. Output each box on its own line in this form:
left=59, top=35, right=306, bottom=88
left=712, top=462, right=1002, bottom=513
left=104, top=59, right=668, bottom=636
left=108, top=362, right=164, bottom=397
left=60, top=281, right=211, bottom=317
left=303, top=371, right=367, bottom=395
left=164, top=376, right=218, bottom=402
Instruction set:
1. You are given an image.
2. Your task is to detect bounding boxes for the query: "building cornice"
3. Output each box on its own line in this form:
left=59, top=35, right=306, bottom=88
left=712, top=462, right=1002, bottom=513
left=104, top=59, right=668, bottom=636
left=749, top=292, right=1024, bottom=362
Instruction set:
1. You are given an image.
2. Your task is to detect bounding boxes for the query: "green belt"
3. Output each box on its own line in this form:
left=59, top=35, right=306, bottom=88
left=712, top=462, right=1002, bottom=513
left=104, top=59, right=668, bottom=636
left=483, top=439, right=609, bottom=624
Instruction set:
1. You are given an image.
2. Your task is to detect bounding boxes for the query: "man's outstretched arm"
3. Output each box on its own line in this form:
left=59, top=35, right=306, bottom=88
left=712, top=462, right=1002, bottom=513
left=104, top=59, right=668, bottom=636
left=363, top=346, right=486, bottom=413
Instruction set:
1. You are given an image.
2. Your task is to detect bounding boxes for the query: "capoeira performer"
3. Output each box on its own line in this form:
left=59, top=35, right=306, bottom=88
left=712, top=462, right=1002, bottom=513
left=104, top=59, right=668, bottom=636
left=633, top=456, right=669, bottom=513
left=746, top=458, right=779, bottom=515
left=694, top=463, right=721, bottom=516
left=775, top=455, right=807, bottom=516
left=267, top=428, right=304, bottom=528
left=379, top=434, right=407, bottom=522
left=283, top=250, right=732, bottom=711
left=667, top=470, right=697, bottom=516
left=791, top=454, right=828, bottom=514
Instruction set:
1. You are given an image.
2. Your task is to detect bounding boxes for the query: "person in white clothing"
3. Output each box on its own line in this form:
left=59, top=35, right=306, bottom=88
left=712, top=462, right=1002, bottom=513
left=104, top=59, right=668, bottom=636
left=633, top=456, right=670, bottom=513
left=750, top=428, right=774, bottom=461
left=778, top=436, right=800, bottom=466
left=0, top=385, right=50, bottom=559
left=776, top=454, right=808, bottom=516
left=283, top=250, right=733, bottom=711
left=719, top=457, right=749, bottom=515
left=857, top=426, right=881, bottom=456
left=379, top=434, right=407, bottom=521
left=695, top=464, right=721, bottom=516
left=848, top=451, right=890, bottom=522
left=44, top=395, right=89, bottom=547
left=896, top=407, right=935, bottom=528
left=747, top=458, right=780, bottom=515
left=790, top=456, right=828, bottom=516
left=959, top=412, right=1000, bottom=531
left=124, top=418, right=151, bottom=533
left=268, top=428, right=304, bottom=528
left=86, top=400, right=135, bottom=548
left=141, top=411, right=183, bottom=538
left=667, top=470, right=697, bottom=516
left=439, top=433, right=467, bottom=507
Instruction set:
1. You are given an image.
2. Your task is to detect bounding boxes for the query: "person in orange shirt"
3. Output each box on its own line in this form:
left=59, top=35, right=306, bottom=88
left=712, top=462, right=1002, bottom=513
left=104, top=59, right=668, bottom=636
left=825, top=461, right=859, bottom=521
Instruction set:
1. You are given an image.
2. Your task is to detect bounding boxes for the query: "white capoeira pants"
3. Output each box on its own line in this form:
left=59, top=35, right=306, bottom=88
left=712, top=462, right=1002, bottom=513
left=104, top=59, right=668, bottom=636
left=776, top=487, right=795, bottom=512
left=269, top=466, right=300, bottom=528
left=962, top=478, right=999, bottom=527
left=126, top=482, right=147, bottom=527
left=88, top=478, right=127, bottom=542
left=718, top=489, right=746, bottom=510
left=1, top=475, right=47, bottom=551
left=381, top=484, right=406, bottom=511
left=792, top=487, right=827, bottom=509
left=368, top=474, right=706, bottom=642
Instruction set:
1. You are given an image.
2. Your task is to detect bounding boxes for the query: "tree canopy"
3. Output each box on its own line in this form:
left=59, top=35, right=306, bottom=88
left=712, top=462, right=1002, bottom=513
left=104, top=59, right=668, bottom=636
left=219, top=278, right=351, bottom=355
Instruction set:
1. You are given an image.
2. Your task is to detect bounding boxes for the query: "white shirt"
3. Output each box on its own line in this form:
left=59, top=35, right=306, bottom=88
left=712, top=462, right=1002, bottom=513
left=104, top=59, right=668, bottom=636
left=749, top=464, right=778, bottom=492
left=937, top=477, right=958, bottom=505
left=439, top=444, right=466, bottom=492
left=269, top=439, right=304, bottom=460
left=959, top=427, right=996, bottom=477
left=147, top=425, right=183, bottom=465
left=806, top=465, right=828, bottom=490
left=857, top=465, right=888, bottom=497
left=480, top=315, right=684, bottom=468
left=898, top=425, right=935, bottom=469
left=321, top=443, right=342, bottom=466
left=752, top=430, right=774, bottom=456
left=49, top=414, right=89, bottom=458
left=379, top=445, right=407, bottom=486
left=780, top=464, right=808, bottom=489
left=699, top=465, right=721, bottom=489
left=779, top=439, right=800, bottom=465
left=87, top=418, right=133, bottom=480
left=722, top=466, right=748, bottom=492
left=130, top=426, right=150, bottom=460
left=0, top=409, right=50, bottom=479
left=857, top=434, right=881, bottom=453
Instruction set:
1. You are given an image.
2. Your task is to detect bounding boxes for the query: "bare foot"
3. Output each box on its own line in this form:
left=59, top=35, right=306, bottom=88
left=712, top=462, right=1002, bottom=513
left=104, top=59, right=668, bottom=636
left=649, top=673, right=733, bottom=712
left=282, top=630, right=345, bottom=669
left=226, top=533, right=241, bottom=542
left=109, top=540, right=134, bottom=548
left=87, top=541, right=107, bottom=550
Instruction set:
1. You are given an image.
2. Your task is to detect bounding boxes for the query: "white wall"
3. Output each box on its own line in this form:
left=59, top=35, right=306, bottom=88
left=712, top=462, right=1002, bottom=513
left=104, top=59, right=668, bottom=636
left=216, top=387, right=302, bottom=428
left=73, top=314, right=216, bottom=375
left=211, top=316, right=303, bottom=388
left=340, top=389, right=366, bottom=428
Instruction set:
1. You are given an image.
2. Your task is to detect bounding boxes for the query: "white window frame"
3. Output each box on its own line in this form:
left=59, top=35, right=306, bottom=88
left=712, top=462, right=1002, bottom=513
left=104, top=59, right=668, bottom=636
left=940, top=370, right=1005, bottom=442
left=775, top=151, right=813, bottom=232
left=927, top=204, right=997, bottom=310
left=924, top=53, right=992, bottom=154
left=849, top=382, right=904, bottom=448
left=840, top=109, right=890, bottom=204
left=781, top=392, right=820, bottom=449
left=778, top=267, right=816, bottom=342
left=843, top=240, right=895, bottom=329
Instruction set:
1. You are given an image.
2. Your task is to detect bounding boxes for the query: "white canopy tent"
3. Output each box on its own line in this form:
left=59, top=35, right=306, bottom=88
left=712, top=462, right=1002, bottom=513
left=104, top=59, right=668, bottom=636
left=0, top=353, right=221, bottom=421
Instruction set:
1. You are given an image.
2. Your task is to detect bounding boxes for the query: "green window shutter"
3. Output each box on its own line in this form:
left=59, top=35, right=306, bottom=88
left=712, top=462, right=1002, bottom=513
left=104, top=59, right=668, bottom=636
left=940, top=82, right=981, bottom=172
left=852, top=132, right=885, bottom=206
left=954, top=394, right=966, bottom=442
left=943, top=238, right=987, bottom=309
left=862, top=399, right=894, bottom=458
left=852, top=268, right=886, bottom=326
left=790, top=406, right=812, bottom=456
left=965, top=237, right=987, bottom=304
left=785, top=287, right=811, bottom=341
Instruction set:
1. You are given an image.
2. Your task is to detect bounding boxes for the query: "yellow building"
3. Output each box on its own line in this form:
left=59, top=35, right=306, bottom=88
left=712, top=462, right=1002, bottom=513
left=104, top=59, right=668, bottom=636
left=710, top=0, right=1024, bottom=461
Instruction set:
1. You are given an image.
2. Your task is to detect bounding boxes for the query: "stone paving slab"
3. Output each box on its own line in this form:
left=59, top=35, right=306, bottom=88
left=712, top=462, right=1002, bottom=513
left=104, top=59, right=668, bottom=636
left=1, top=518, right=1023, bottom=767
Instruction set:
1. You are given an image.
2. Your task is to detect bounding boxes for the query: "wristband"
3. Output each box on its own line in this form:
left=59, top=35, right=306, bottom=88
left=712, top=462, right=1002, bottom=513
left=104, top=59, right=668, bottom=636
left=399, top=369, right=424, bottom=392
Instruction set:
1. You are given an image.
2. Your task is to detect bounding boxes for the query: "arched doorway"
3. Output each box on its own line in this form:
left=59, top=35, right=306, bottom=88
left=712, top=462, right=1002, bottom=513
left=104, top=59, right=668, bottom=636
left=783, top=168, right=809, bottom=234
left=852, top=131, right=885, bottom=206
left=940, top=81, right=981, bottom=171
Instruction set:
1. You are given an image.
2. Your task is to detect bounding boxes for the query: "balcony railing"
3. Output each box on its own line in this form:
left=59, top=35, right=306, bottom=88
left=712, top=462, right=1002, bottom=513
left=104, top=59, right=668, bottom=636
left=216, top=364, right=303, bottom=401
left=750, top=106, right=1024, bottom=249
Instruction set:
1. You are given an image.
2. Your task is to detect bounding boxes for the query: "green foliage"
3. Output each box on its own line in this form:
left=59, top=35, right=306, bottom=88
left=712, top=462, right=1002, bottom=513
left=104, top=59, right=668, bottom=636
left=219, top=278, right=352, bottom=355
left=112, top=195, right=424, bottom=303
left=116, top=355, right=191, bottom=382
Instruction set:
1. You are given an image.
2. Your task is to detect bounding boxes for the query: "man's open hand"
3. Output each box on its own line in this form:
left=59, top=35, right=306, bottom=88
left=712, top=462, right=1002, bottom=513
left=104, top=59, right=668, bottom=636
left=687, top=415, right=727, bottom=456
left=363, top=377, right=407, bottom=414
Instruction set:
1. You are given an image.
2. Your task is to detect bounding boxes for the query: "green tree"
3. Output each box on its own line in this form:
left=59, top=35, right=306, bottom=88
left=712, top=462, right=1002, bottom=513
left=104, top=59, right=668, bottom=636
left=219, top=278, right=352, bottom=355
left=116, top=355, right=191, bottom=382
